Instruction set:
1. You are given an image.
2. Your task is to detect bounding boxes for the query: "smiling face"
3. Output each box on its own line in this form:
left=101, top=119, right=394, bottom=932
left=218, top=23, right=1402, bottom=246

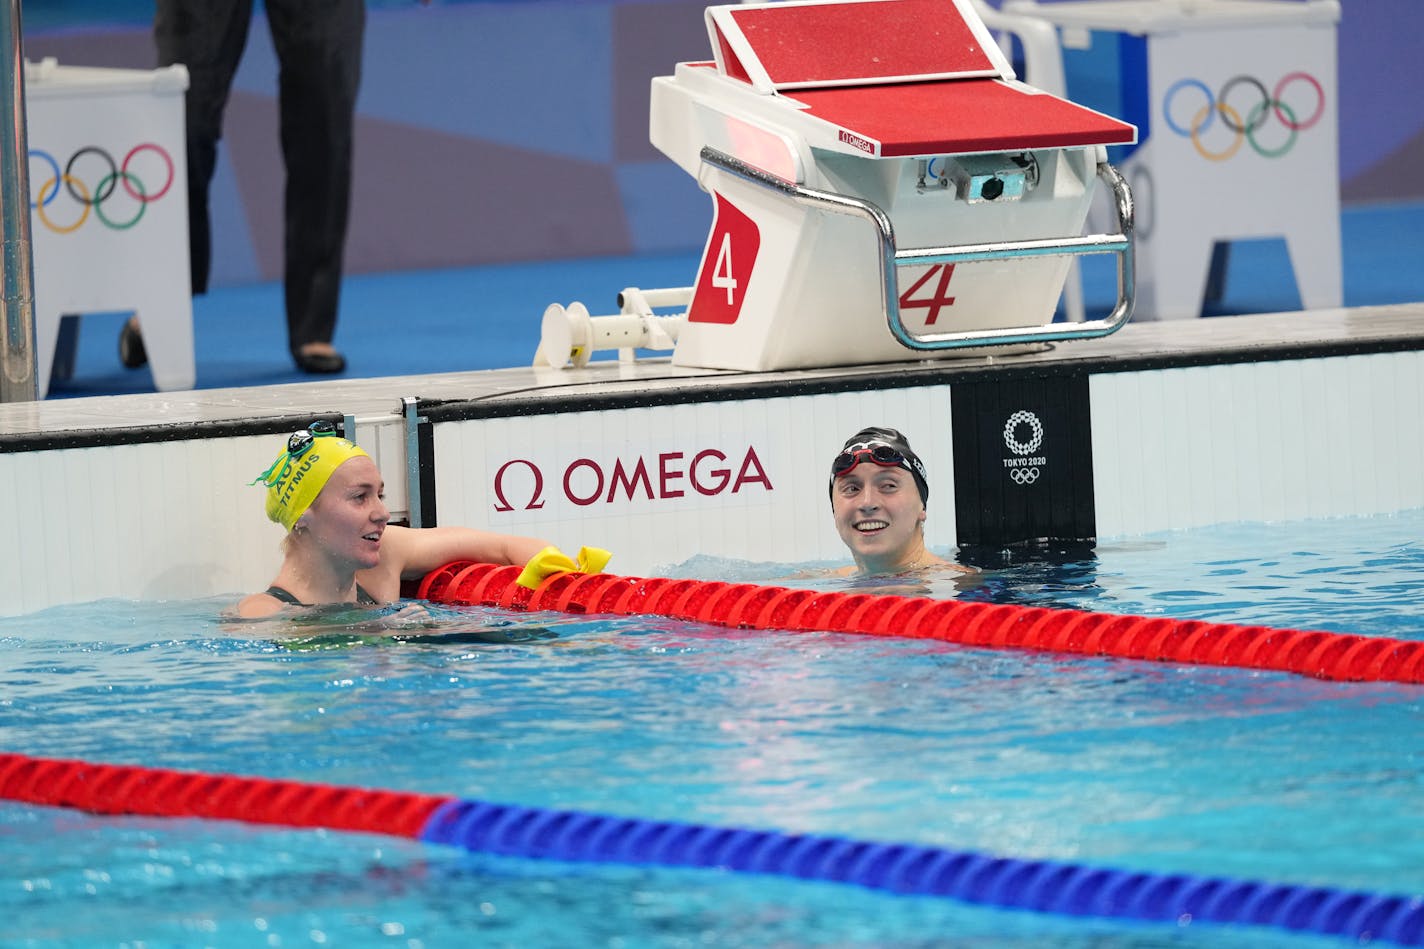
left=831, top=461, right=928, bottom=574
left=300, top=455, right=390, bottom=570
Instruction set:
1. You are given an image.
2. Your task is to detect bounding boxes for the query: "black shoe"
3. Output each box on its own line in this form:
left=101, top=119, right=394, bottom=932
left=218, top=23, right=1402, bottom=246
left=293, top=347, right=347, bottom=374
left=119, top=319, right=147, bottom=369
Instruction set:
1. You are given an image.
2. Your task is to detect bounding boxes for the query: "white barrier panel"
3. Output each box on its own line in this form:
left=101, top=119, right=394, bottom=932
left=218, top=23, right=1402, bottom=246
left=0, top=435, right=277, bottom=616
left=1090, top=350, right=1424, bottom=536
left=25, top=59, right=194, bottom=396
left=431, top=388, right=959, bottom=578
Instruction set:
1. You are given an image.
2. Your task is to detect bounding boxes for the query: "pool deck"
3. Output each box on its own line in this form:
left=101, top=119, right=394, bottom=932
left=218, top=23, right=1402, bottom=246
left=3, top=303, right=1423, bottom=449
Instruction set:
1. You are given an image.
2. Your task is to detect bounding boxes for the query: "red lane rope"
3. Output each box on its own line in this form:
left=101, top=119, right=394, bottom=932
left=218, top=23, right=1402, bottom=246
left=414, top=563, right=1424, bottom=685
left=8, top=751, right=1423, bottom=945
left=0, top=753, right=452, bottom=838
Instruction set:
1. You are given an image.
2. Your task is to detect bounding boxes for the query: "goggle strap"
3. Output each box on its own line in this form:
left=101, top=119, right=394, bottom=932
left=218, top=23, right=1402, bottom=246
left=250, top=453, right=289, bottom=488
left=252, top=423, right=338, bottom=489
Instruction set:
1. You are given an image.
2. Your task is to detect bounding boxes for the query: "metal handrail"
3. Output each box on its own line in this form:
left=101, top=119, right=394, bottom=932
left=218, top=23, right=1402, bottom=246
left=0, top=0, right=36, bottom=401
left=699, top=146, right=1135, bottom=351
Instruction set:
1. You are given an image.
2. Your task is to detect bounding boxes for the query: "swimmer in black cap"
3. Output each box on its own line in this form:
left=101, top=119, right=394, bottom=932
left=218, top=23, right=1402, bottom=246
left=829, top=427, right=972, bottom=577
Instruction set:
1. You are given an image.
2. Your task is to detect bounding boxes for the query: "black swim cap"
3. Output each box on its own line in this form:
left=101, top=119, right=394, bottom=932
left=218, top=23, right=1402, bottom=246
left=829, top=427, right=929, bottom=505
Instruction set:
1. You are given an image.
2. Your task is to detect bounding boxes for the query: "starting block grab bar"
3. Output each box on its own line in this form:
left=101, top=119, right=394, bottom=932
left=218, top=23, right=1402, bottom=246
left=699, top=147, right=1136, bottom=350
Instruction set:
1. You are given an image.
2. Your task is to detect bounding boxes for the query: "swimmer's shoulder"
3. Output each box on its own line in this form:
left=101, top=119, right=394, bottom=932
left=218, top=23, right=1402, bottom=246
left=233, top=590, right=289, bottom=619
left=783, top=564, right=859, bottom=580
left=926, top=557, right=978, bottom=576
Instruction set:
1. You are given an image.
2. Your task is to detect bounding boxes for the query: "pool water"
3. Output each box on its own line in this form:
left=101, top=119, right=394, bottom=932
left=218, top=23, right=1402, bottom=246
left=694, top=509, right=1424, bottom=638
left=2, top=511, right=1422, bottom=947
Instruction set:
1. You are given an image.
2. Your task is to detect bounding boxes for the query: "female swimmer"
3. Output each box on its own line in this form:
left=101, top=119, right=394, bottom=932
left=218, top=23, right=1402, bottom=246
left=237, top=421, right=559, bottom=618
left=828, top=426, right=974, bottom=577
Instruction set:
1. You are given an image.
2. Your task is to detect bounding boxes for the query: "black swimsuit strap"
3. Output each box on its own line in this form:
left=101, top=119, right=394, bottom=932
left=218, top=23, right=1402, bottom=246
left=264, top=585, right=304, bottom=606
left=264, top=584, right=380, bottom=607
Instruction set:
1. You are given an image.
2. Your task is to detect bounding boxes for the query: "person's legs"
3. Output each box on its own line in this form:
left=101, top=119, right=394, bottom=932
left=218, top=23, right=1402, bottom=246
left=264, top=0, right=365, bottom=371
left=155, top=0, right=254, bottom=297
left=132, top=0, right=252, bottom=370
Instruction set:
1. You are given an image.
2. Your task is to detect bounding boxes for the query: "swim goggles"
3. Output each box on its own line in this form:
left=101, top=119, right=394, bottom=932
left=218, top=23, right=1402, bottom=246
left=831, top=441, right=926, bottom=483
left=251, top=420, right=340, bottom=487
left=285, top=420, right=339, bottom=459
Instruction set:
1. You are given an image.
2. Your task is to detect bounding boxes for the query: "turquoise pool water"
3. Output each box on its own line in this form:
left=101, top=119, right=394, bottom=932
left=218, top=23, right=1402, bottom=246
left=1, top=511, right=1421, bottom=947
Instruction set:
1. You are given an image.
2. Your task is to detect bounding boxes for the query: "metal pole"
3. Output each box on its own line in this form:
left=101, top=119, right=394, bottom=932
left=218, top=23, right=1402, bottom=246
left=0, top=0, right=36, bottom=402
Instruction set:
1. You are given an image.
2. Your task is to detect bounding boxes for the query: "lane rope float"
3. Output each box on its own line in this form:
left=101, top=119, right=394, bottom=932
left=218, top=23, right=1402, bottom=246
left=410, top=562, right=1424, bottom=685
left=2, top=751, right=1420, bottom=945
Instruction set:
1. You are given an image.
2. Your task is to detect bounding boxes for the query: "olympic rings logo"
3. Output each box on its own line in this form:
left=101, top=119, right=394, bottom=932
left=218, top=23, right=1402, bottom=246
left=1008, top=467, right=1040, bottom=485
left=1003, top=410, right=1043, bottom=456
left=1162, top=73, right=1325, bottom=161
left=28, top=143, right=175, bottom=233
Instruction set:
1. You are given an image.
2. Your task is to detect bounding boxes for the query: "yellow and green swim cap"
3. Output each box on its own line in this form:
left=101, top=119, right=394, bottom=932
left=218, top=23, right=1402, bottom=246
left=252, top=422, right=370, bottom=531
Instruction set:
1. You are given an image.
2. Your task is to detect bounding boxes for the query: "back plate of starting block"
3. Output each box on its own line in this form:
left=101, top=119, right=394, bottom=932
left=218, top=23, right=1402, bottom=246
left=707, top=0, right=1011, bottom=93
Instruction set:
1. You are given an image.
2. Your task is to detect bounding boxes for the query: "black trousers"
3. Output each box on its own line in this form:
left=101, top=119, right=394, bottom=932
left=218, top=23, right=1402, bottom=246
left=155, top=0, right=364, bottom=353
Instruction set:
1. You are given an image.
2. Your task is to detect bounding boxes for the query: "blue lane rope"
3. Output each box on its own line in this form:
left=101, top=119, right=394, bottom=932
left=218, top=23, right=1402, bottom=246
left=4, top=752, right=1420, bottom=945
left=421, top=800, right=1424, bottom=945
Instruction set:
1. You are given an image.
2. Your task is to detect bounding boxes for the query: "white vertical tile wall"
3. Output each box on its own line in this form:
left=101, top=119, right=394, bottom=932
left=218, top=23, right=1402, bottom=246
left=14, top=453, right=50, bottom=609
left=0, top=434, right=289, bottom=616
left=38, top=450, right=74, bottom=605
left=1384, top=350, right=1424, bottom=513
left=1251, top=361, right=1288, bottom=525
left=0, top=454, right=16, bottom=610
left=1091, top=352, right=1424, bottom=538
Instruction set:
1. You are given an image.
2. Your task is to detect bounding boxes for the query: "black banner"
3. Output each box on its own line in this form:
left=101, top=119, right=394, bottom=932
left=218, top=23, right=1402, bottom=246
left=951, top=374, right=1095, bottom=551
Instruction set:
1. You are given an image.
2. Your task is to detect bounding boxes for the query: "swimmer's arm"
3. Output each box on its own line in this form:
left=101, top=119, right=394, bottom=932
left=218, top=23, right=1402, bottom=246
left=380, top=524, right=551, bottom=579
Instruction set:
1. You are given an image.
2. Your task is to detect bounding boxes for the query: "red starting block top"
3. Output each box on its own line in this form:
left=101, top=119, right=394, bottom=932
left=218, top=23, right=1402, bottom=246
left=790, top=79, right=1138, bottom=157
left=698, top=0, right=1135, bottom=158
left=708, top=0, right=1011, bottom=92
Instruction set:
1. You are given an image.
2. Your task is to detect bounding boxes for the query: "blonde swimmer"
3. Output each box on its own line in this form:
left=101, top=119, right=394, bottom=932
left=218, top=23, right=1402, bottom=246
left=238, top=421, right=608, bottom=619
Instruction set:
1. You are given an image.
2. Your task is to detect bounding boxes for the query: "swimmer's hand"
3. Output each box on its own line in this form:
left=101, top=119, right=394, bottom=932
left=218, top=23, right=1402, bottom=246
left=516, top=545, right=612, bottom=589
left=298, top=601, right=436, bottom=632
left=384, top=602, right=434, bottom=627
left=231, top=601, right=440, bottom=645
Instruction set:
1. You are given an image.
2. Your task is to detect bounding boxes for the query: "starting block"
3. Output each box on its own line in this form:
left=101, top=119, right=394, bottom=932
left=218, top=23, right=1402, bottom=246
left=538, top=0, right=1138, bottom=372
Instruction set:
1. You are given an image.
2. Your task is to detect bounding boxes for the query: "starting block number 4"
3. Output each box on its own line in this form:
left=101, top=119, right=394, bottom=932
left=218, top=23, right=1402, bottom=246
left=689, top=194, right=761, bottom=325
left=898, top=264, right=957, bottom=326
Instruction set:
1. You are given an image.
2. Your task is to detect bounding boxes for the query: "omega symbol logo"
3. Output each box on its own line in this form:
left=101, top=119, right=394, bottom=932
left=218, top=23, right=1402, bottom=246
left=1001, top=410, right=1046, bottom=485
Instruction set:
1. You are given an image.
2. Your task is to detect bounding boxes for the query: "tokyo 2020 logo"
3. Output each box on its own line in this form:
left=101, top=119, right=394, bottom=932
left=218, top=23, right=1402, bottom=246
left=1002, top=410, right=1045, bottom=485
